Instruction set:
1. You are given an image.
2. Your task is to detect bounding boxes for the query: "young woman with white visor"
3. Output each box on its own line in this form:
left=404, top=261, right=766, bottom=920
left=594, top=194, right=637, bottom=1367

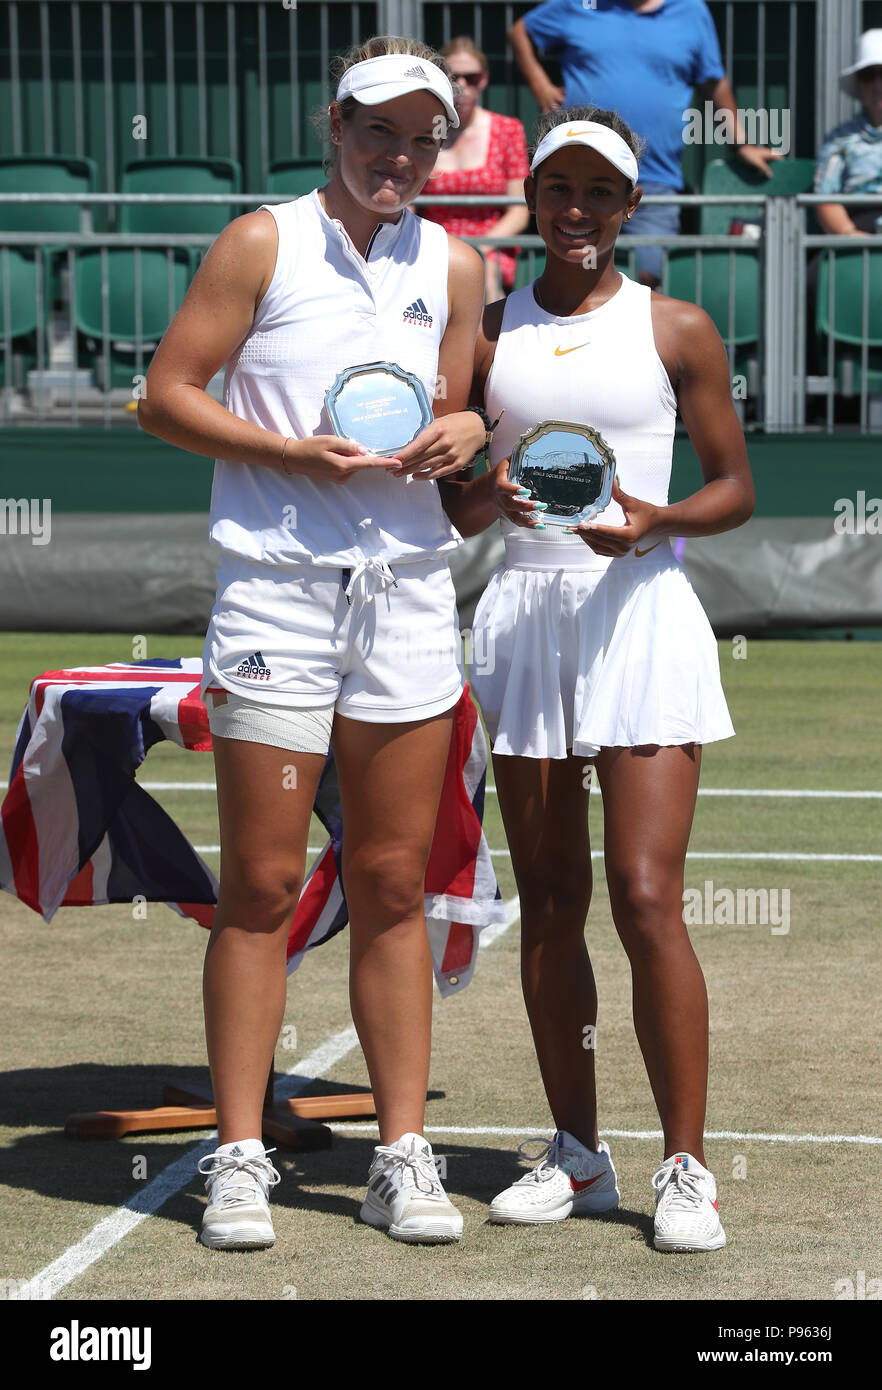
left=140, top=36, right=489, bottom=1250
left=443, top=109, right=755, bottom=1252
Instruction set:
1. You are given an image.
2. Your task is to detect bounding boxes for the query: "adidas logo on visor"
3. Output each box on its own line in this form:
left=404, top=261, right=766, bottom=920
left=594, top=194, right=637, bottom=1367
left=402, top=65, right=428, bottom=79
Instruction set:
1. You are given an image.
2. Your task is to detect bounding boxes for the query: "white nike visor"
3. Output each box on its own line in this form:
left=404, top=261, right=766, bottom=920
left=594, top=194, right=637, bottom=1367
left=530, top=120, right=638, bottom=187
left=336, top=54, right=460, bottom=130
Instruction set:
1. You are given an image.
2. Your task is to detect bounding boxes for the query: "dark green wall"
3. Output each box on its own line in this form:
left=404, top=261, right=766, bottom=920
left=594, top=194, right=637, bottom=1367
left=1, top=426, right=878, bottom=516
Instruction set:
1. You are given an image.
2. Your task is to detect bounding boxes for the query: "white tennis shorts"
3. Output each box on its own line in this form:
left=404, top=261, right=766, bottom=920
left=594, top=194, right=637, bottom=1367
left=201, top=551, right=465, bottom=750
left=469, top=539, right=735, bottom=760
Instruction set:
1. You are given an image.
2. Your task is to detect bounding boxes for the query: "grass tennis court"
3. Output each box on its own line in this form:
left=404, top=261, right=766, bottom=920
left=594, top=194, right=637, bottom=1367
left=1, top=633, right=880, bottom=1302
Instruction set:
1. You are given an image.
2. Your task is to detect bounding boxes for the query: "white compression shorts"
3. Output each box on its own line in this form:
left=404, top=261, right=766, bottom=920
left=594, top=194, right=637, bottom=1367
left=205, top=690, right=335, bottom=754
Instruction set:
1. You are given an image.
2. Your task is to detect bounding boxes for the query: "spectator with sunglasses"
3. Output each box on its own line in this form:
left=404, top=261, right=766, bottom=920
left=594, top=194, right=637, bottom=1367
left=420, top=37, right=530, bottom=301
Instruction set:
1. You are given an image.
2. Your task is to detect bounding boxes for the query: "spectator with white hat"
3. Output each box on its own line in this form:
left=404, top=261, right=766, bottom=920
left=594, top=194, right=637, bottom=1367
left=814, top=29, right=882, bottom=238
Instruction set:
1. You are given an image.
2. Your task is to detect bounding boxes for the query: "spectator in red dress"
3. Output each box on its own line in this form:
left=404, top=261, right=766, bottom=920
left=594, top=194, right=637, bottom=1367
left=420, top=37, right=530, bottom=301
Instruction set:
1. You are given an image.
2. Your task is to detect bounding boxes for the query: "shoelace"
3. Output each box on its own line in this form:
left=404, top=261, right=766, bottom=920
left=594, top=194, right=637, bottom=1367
left=197, top=1148, right=282, bottom=1206
left=372, top=1144, right=440, bottom=1196
left=652, top=1162, right=710, bottom=1214
left=513, top=1136, right=561, bottom=1184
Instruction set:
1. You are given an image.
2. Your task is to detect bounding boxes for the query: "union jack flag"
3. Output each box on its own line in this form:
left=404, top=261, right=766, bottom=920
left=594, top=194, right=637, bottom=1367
left=0, top=658, right=503, bottom=996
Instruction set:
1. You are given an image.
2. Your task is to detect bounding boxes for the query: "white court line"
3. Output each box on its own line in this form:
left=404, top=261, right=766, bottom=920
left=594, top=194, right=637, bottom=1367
left=138, top=784, right=882, bottom=798
left=193, top=845, right=882, bottom=864
left=11, top=902, right=521, bottom=1300
left=328, top=1124, right=882, bottom=1146
left=7, top=1024, right=363, bottom=1302
left=478, top=894, right=522, bottom=948
left=4, top=781, right=870, bottom=795
left=3, top=781, right=882, bottom=797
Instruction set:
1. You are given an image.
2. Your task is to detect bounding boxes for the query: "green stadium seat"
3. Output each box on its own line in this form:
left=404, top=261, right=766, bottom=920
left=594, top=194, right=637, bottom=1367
left=119, top=157, right=242, bottom=235
left=700, top=157, right=816, bottom=235
left=665, top=249, right=760, bottom=343
left=816, top=248, right=882, bottom=395
left=73, top=247, right=192, bottom=390
left=265, top=160, right=326, bottom=198
left=513, top=247, right=546, bottom=290
left=0, top=156, right=98, bottom=233
left=665, top=248, right=760, bottom=391
left=0, top=156, right=101, bottom=307
left=0, top=248, right=51, bottom=389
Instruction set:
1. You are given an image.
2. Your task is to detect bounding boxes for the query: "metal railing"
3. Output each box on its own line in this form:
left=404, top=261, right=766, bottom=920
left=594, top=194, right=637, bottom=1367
left=0, top=0, right=834, bottom=183
left=1, top=190, right=881, bottom=430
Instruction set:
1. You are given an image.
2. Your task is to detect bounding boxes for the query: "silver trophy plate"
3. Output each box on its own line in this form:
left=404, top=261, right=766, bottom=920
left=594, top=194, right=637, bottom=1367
left=509, top=421, right=616, bottom=527
left=325, top=360, right=433, bottom=456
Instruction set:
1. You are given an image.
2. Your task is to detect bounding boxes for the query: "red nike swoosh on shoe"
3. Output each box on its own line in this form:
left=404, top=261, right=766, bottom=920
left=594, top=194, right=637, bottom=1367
left=570, top=1174, right=604, bottom=1192
left=712, top=1198, right=720, bottom=1211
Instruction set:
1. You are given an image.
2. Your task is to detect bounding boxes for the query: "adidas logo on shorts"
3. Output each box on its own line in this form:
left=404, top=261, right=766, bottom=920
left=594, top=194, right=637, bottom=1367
left=403, top=297, right=433, bottom=327
left=236, top=651, right=271, bottom=681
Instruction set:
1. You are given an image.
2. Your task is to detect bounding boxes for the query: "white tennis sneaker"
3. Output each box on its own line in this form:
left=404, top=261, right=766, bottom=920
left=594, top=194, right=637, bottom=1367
left=652, top=1151, right=726, bottom=1252
left=197, top=1139, right=281, bottom=1250
left=488, top=1131, right=620, bottom=1225
left=360, top=1132, right=463, bottom=1244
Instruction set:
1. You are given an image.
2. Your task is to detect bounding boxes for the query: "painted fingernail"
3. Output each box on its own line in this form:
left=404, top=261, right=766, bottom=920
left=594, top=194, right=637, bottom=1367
left=516, top=487, right=531, bottom=496
left=533, top=523, right=547, bottom=530
left=533, top=502, right=548, bottom=511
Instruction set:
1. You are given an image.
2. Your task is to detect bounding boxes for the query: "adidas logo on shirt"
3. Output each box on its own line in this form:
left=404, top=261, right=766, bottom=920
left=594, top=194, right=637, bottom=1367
left=235, top=651, right=271, bottom=680
left=403, top=297, right=433, bottom=327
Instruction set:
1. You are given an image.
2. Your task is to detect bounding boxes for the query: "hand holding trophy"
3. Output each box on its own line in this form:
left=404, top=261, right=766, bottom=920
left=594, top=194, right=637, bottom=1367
left=508, top=421, right=616, bottom=526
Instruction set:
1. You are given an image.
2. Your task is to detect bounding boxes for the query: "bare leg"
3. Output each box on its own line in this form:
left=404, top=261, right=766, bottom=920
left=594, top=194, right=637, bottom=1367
left=332, top=708, right=455, bottom=1146
left=594, top=743, right=708, bottom=1163
left=493, top=752, right=599, bottom=1150
left=203, top=736, right=325, bottom=1144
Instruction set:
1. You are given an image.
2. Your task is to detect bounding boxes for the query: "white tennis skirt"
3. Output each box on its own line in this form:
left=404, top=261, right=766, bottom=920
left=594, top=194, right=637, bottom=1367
left=469, top=538, right=735, bottom=759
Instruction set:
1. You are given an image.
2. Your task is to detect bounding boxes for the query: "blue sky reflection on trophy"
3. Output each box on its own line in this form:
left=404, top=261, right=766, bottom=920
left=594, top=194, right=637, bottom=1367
left=510, top=422, right=616, bottom=527
left=325, top=362, right=433, bottom=456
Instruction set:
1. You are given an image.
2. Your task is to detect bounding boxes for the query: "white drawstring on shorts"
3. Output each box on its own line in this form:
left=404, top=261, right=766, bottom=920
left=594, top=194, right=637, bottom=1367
left=344, top=554, right=398, bottom=614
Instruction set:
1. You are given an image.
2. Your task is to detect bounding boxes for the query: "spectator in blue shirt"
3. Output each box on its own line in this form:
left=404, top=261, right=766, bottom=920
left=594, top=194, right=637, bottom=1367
left=510, top=0, right=782, bottom=285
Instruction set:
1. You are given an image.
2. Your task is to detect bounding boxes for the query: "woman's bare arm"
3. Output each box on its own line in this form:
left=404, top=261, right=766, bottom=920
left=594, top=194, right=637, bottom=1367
left=574, top=296, right=755, bottom=555
left=651, top=296, right=755, bottom=534
left=138, top=210, right=386, bottom=482
left=138, top=211, right=285, bottom=466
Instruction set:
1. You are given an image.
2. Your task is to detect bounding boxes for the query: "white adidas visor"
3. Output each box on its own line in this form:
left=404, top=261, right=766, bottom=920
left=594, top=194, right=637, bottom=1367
left=336, top=54, right=460, bottom=130
left=530, top=120, right=638, bottom=187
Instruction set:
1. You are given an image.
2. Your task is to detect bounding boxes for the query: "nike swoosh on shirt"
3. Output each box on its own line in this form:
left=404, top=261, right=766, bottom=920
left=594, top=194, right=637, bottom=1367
left=554, top=343, right=590, bottom=356
left=634, top=542, right=661, bottom=557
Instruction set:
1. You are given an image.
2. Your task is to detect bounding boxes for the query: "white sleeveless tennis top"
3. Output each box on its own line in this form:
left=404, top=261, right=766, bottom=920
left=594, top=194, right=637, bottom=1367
left=208, top=190, right=462, bottom=569
left=484, top=274, right=677, bottom=568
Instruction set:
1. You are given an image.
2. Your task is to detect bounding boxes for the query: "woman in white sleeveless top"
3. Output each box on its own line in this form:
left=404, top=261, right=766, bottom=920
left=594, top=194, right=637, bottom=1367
left=139, top=37, right=489, bottom=1250
left=443, top=110, right=755, bottom=1252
